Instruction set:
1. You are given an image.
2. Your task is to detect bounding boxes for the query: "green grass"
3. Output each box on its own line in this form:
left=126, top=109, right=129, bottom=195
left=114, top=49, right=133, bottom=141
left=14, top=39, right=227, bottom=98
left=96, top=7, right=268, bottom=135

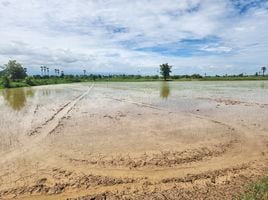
left=239, top=176, right=268, bottom=200
left=1, top=75, right=268, bottom=90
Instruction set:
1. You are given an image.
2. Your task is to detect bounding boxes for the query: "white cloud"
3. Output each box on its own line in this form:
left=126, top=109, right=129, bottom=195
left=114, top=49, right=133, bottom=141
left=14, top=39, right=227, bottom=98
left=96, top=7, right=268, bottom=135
left=0, top=0, right=267, bottom=75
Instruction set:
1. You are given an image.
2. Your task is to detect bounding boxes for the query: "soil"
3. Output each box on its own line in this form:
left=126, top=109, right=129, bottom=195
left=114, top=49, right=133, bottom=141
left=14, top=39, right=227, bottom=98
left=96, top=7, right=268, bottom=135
left=0, top=82, right=267, bottom=199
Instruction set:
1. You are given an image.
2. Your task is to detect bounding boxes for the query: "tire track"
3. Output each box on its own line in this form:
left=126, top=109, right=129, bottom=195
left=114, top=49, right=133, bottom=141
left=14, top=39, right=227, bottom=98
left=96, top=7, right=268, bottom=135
left=1, top=84, right=94, bottom=164
left=29, top=84, right=94, bottom=137
left=103, top=95, right=266, bottom=169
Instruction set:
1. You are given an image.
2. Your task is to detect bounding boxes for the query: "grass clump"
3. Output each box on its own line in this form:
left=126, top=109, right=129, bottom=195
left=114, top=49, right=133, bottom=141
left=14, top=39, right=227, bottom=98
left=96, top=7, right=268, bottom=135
left=240, top=176, right=268, bottom=200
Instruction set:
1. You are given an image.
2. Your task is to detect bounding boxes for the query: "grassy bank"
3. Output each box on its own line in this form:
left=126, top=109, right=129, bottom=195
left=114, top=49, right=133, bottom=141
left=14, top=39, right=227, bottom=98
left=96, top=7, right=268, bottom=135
left=1, top=75, right=268, bottom=89
left=239, top=176, right=268, bottom=200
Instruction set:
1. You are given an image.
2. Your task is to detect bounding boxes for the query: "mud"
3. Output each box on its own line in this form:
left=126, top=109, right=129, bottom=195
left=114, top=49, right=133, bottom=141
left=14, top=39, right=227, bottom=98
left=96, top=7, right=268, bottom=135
left=0, top=81, right=268, bottom=199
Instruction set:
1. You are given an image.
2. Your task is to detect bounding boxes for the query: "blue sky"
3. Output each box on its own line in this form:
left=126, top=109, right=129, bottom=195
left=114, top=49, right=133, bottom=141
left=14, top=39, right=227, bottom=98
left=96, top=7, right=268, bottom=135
left=0, top=0, right=268, bottom=75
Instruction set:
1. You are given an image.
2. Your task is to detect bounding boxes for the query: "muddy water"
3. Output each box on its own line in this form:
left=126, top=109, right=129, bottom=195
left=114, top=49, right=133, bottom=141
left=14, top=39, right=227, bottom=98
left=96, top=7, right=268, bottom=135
left=0, top=81, right=268, bottom=200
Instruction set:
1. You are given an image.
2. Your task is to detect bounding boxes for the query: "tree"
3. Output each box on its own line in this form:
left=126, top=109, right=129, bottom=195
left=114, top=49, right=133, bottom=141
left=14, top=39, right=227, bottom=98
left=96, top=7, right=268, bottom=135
left=60, top=70, right=64, bottom=78
left=4, top=60, right=27, bottom=80
left=160, top=63, right=172, bottom=81
left=261, top=66, right=266, bottom=76
left=40, top=66, right=43, bottom=76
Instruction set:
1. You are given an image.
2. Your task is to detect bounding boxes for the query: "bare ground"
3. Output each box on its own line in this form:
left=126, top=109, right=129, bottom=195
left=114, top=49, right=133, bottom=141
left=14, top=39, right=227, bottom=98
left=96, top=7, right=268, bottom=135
left=0, top=82, right=267, bottom=199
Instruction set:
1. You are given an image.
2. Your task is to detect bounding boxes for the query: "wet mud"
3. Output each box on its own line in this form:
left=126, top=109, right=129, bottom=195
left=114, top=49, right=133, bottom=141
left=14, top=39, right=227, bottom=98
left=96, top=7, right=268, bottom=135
left=0, top=81, right=268, bottom=199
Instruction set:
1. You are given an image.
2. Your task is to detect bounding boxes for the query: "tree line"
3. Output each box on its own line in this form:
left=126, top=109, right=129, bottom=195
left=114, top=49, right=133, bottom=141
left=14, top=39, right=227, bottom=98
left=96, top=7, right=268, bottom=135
left=0, top=60, right=267, bottom=89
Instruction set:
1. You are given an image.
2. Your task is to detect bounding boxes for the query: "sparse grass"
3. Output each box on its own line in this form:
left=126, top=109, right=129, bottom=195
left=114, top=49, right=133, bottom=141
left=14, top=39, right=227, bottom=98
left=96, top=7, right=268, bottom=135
left=239, top=176, right=268, bottom=200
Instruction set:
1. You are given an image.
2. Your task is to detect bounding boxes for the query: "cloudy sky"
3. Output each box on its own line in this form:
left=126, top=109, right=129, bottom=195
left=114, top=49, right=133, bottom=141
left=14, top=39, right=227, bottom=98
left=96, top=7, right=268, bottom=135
left=0, top=0, right=268, bottom=75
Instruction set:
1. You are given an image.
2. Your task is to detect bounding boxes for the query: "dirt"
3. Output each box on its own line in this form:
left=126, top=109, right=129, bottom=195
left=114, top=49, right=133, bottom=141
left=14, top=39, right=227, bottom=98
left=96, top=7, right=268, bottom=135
left=0, top=82, right=268, bottom=199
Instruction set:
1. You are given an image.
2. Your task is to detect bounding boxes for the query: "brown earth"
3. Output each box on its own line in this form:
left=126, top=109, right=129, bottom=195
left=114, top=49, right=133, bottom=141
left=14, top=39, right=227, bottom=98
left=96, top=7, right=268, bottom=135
left=0, top=82, right=267, bottom=199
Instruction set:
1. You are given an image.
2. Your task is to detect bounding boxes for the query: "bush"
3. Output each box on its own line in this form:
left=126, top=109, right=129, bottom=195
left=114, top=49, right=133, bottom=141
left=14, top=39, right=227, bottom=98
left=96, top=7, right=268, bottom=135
left=25, top=76, right=35, bottom=86
left=2, top=76, right=11, bottom=88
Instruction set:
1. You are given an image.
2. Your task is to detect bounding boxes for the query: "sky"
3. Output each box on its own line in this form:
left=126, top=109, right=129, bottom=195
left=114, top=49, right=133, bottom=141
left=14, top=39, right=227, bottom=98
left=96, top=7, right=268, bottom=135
left=0, top=0, right=268, bottom=75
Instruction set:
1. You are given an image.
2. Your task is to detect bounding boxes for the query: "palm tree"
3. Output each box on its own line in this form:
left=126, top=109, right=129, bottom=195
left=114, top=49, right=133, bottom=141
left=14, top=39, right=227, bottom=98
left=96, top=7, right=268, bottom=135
left=47, top=67, right=49, bottom=77
left=261, top=66, right=266, bottom=76
left=40, top=66, right=43, bottom=76
left=83, top=69, right=86, bottom=76
left=44, top=66, right=47, bottom=76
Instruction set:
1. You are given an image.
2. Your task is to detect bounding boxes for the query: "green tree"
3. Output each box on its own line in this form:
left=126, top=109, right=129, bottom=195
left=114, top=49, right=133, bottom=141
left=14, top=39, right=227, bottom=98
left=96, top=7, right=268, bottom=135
left=261, top=66, right=266, bottom=76
left=160, top=63, right=172, bottom=81
left=4, top=60, right=27, bottom=80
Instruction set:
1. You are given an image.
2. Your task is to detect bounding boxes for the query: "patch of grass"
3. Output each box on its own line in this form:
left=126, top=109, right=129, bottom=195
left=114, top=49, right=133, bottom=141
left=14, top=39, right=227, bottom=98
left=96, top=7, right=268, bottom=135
left=239, top=176, right=268, bottom=200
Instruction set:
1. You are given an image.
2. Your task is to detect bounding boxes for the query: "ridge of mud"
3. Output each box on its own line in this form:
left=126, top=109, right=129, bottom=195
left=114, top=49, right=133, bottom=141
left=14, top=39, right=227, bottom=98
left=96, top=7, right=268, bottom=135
left=198, top=97, right=268, bottom=108
left=67, top=163, right=267, bottom=200
left=65, top=140, right=237, bottom=169
left=0, top=168, right=137, bottom=198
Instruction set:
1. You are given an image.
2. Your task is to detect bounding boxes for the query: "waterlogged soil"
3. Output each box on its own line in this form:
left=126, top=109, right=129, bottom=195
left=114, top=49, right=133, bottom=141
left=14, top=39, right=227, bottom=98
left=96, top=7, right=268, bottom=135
left=0, top=81, right=268, bottom=199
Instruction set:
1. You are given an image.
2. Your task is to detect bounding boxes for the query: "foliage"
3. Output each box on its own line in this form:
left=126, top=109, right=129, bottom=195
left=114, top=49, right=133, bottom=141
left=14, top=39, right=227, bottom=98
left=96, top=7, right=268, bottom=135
left=4, top=60, right=27, bottom=80
left=2, top=75, right=11, bottom=88
left=240, top=176, right=268, bottom=200
left=24, top=76, right=35, bottom=86
left=160, top=63, right=172, bottom=81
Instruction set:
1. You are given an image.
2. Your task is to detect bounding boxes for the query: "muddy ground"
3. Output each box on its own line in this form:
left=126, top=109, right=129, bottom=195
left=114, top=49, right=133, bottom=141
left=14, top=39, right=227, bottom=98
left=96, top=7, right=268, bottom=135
left=0, top=81, right=267, bottom=199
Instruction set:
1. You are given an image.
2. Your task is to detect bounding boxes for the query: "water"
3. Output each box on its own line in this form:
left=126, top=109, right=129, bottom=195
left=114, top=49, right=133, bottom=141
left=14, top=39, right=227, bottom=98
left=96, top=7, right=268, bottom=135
left=0, top=81, right=268, bottom=154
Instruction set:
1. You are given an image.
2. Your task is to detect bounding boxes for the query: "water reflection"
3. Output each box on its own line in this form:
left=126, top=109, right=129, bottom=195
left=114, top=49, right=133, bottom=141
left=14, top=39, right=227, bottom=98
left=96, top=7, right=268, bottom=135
left=160, top=82, right=171, bottom=99
left=260, top=82, right=268, bottom=89
left=1, top=88, right=35, bottom=111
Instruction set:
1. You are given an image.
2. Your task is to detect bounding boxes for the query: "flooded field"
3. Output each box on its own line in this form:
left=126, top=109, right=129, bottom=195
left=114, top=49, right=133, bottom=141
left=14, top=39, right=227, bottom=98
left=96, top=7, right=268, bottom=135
left=0, top=81, right=268, bottom=199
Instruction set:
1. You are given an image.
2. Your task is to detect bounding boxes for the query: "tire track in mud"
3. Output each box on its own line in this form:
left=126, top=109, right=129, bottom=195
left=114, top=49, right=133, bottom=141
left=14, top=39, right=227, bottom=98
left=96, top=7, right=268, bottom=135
left=105, top=95, right=235, bottom=131
left=103, top=95, right=266, bottom=169
left=0, top=84, right=94, bottom=164
left=28, top=84, right=94, bottom=137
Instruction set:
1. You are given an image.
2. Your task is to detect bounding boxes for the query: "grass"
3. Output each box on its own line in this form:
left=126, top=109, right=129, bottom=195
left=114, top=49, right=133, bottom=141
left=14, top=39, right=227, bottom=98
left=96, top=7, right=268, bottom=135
left=239, top=176, right=268, bottom=200
left=1, top=75, right=268, bottom=90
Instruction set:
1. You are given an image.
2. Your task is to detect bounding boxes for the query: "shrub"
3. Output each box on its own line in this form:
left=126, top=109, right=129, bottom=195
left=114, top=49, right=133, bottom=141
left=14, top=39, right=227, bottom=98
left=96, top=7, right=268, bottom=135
left=25, top=76, right=35, bottom=86
left=2, top=76, right=11, bottom=88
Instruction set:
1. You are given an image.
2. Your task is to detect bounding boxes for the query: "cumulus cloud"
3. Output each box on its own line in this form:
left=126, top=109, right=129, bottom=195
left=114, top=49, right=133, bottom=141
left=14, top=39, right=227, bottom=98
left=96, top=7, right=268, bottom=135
left=0, top=0, right=267, bottom=75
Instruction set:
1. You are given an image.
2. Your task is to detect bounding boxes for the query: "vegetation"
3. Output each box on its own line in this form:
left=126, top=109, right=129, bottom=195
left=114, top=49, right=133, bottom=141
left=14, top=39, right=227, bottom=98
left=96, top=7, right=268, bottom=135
left=0, top=60, right=268, bottom=89
left=2, top=76, right=11, bottom=88
left=160, top=63, right=172, bottom=81
left=5, top=60, right=27, bottom=80
left=239, top=176, right=268, bottom=200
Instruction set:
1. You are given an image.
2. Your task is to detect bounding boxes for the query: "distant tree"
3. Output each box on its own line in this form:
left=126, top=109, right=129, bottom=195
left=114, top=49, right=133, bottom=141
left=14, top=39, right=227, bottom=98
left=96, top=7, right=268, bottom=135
left=160, top=63, right=172, bottom=81
left=83, top=69, right=86, bottom=76
left=255, top=72, right=259, bottom=76
left=4, top=60, right=27, bottom=80
left=40, top=66, right=43, bottom=76
left=43, top=66, right=47, bottom=76
left=261, top=66, right=266, bottom=76
left=60, top=71, right=64, bottom=78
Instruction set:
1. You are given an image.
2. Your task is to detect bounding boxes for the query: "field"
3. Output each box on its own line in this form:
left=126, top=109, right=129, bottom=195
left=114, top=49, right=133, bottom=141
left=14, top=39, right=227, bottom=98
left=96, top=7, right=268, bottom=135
left=0, top=81, right=268, bottom=199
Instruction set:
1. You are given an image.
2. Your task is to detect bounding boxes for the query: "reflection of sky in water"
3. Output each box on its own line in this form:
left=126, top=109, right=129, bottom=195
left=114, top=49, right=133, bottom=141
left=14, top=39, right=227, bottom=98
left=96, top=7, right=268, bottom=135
left=0, top=88, right=35, bottom=111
